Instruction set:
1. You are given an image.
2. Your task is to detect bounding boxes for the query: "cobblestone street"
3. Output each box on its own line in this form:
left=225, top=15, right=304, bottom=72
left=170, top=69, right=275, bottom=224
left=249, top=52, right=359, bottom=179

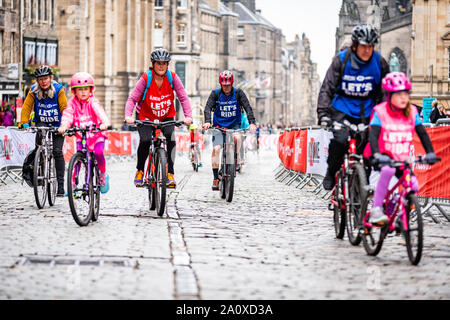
left=0, top=144, right=449, bottom=300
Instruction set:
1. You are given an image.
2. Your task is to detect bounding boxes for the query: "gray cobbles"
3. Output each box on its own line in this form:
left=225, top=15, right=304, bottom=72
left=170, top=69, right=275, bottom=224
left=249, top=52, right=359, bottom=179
left=0, top=146, right=449, bottom=300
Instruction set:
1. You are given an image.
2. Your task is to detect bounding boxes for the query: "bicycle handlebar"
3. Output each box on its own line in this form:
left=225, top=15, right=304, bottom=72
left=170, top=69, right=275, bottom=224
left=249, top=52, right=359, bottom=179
left=376, top=155, right=442, bottom=167
left=127, top=119, right=185, bottom=128
left=27, top=126, right=60, bottom=133
left=207, top=127, right=248, bottom=134
left=65, top=124, right=106, bottom=136
left=322, top=118, right=368, bottom=133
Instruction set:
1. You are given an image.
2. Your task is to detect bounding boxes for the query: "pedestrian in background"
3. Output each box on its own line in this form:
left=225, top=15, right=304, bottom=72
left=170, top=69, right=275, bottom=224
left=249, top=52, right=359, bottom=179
left=429, top=99, right=450, bottom=123
left=3, top=105, right=14, bottom=126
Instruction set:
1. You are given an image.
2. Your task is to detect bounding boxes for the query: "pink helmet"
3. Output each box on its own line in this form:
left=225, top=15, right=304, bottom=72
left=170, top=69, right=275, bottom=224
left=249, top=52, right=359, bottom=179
left=382, top=72, right=411, bottom=92
left=70, top=72, right=95, bottom=90
left=219, top=70, right=234, bottom=86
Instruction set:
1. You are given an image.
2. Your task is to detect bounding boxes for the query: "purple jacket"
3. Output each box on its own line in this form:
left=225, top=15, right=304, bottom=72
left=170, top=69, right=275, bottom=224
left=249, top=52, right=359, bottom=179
left=125, top=72, right=192, bottom=119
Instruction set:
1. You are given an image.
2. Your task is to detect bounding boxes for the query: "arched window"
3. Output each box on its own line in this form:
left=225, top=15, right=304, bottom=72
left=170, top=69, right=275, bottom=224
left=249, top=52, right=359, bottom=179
left=389, top=47, right=408, bottom=74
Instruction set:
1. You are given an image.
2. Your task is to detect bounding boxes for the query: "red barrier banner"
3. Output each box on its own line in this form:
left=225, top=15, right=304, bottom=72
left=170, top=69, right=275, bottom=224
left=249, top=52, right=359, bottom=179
left=291, top=130, right=308, bottom=173
left=104, top=132, right=132, bottom=156
left=63, top=135, right=77, bottom=162
left=283, top=131, right=295, bottom=170
left=413, top=126, right=450, bottom=199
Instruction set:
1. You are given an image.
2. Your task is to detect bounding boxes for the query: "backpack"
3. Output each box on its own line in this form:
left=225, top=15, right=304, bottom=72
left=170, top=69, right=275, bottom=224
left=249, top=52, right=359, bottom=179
left=215, top=88, right=249, bottom=129
left=140, top=69, right=174, bottom=103
left=22, top=148, right=37, bottom=187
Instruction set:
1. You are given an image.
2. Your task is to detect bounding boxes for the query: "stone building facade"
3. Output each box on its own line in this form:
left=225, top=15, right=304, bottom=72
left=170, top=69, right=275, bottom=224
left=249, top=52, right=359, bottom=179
left=410, top=0, right=450, bottom=107
left=56, top=0, right=154, bottom=128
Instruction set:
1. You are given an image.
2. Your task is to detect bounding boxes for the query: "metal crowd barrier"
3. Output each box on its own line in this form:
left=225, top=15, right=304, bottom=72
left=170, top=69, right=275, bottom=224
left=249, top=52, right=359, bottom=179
left=0, top=166, right=23, bottom=185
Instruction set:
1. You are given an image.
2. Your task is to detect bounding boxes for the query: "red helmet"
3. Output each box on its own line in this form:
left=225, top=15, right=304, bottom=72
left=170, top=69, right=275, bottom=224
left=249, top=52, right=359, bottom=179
left=219, top=70, right=234, bottom=86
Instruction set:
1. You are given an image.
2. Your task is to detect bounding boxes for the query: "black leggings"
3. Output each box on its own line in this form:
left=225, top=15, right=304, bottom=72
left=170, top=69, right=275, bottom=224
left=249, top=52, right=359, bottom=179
left=327, top=108, right=370, bottom=177
left=136, top=117, right=176, bottom=174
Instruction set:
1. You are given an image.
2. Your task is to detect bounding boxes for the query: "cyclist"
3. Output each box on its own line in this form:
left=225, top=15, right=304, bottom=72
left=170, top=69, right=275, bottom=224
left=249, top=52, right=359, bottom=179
left=124, top=48, right=192, bottom=188
left=317, top=24, right=390, bottom=190
left=364, top=72, right=437, bottom=223
left=19, top=65, right=68, bottom=196
left=189, top=123, right=202, bottom=167
left=58, top=72, right=111, bottom=194
left=203, top=70, right=257, bottom=190
left=255, top=123, right=261, bottom=151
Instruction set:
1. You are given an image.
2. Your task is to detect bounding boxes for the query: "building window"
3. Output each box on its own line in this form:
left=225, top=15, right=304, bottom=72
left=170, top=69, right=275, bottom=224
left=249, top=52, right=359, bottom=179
left=177, top=0, right=187, bottom=9
left=155, top=0, right=163, bottom=8
left=177, top=24, right=186, bottom=45
left=36, top=0, right=40, bottom=23
left=237, top=26, right=244, bottom=37
left=108, top=35, right=114, bottom=76
left=84, top=38, right=89, bottom=72
left=0, top=31, right=3, bottom=64
left=85, top=0, right=89, bottom=18
left=46, top=43, right=57, bottom=66
left=49, top=0, right=54, bottom=25
left=10, top=32, right=15, bottom=63
left=24, top=40, right=36, bottom=67
left=36, top=42, right=46, bottom=64
left=153, top=22, right=164, bottom=48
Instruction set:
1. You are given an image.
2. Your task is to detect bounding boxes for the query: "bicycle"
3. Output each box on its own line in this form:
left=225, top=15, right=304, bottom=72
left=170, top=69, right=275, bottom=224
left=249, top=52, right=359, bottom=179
left=360, top=155, right=441, bottom=265
left=209, top=127, right=246, bottom=202
left=28, top=126, right=59, bottom=209
left=189, top=130, right=201, bottom=172
left=325, top=119, right=369, bottom=244
left=65, top=125, right=106, bottom=226
left=132, top=119, right=184, bottom=217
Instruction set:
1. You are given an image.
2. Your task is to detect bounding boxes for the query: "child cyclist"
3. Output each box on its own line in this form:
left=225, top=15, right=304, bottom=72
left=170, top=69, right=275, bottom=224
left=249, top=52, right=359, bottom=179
left=189, top=123, right=202, bottom=167
left=58, top=72, right=111, bottom=194
left=365, top=72, right=438, bottom=223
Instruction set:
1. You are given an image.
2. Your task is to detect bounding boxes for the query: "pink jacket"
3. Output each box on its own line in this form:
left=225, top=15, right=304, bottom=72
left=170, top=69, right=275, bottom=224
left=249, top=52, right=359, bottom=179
left=364, top=101, right=417, bottom=161
left=61, top=95, right=110, bottom=152
left=125, top=71, right=192, bottom=119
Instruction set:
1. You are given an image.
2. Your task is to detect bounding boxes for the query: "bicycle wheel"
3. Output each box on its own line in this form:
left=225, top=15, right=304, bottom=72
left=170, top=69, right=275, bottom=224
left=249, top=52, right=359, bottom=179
left=148, top=162, right=156, bottom=211
left=346, top=164, right=367, bottom=246
left=33, top=147, right=47, bottom=209
left=67, top=152, right=93, bottom=226
left=361, top=192, right=388, bottom=256
left=225, top=163, right=235, bottom=202
left=333, top=170, right=346, bottom=239
left=155, top=148, right=167, bottom=217
left=91, top=164, right=101, bottom=222
left=403, top=194, right=423, bottom=265
left=47, top=154, right=57, bottom=206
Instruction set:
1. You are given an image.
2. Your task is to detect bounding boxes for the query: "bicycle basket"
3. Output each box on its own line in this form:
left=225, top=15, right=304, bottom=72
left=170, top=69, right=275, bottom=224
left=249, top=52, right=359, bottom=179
left=22, top=148, right=36, bottom=187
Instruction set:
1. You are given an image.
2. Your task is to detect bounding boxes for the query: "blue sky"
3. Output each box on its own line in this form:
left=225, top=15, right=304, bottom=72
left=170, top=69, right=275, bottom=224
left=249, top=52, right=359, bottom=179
left=256, top=0, right=342, bottom=81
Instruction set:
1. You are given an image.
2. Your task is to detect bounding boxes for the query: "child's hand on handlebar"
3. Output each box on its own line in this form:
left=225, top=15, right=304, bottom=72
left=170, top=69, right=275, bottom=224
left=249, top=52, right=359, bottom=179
left=203, top=122, right=211, bottom=130
left=125, top=116, right=134, bottom=124
left=184, top=118, right=193, bottom=126
left=100, top=123, right=109, bottom=131
left=58, top=125, right=68, bottom=134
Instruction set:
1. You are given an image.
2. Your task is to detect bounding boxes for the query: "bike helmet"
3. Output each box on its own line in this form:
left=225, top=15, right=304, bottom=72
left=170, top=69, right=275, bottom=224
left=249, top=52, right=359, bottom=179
left=70, top=72, right=95, bottom=90
left=351, top=24, right=379, bottom=45
left=151, top=48, right=171, bottom=63
left=219, top=70, right=234, bottom=86
left=382, top=72, right=412, bottom=93
left=34, top=65, right=53, bottom=78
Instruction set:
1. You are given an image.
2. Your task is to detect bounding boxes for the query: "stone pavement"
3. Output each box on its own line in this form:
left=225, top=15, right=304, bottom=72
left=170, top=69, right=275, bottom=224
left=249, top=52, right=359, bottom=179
left=0, top=144, right=449, bottom=300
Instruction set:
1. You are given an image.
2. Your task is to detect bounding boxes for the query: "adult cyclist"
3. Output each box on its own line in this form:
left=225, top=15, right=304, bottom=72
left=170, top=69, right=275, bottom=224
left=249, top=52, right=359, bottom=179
left=317, top=24, right=390, bottom=190
left=19, top=65, right=68, bottom=196
left=125, top=48, right=192, bottom=189
left=203, top=70, right=256, bottom=190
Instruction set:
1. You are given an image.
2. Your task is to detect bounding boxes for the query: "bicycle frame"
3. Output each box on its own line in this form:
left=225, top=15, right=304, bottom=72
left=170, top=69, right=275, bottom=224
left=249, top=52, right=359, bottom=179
left=144, top=127, right=167, bottom=188
left=363, top=163, right=412, bottom=232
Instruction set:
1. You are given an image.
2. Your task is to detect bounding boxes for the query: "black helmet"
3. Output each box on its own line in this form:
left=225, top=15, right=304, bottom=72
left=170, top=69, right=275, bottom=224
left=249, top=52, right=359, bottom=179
left=34, top=65, right=53, bottom=78
left=151, top=48, right=171, bottom=63
left=352, top=24, right=379, bottom=45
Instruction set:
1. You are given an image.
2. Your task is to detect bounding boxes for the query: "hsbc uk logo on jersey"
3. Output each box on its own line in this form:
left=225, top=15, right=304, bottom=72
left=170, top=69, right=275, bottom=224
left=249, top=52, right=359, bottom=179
left=341, top=75, right=374, bottom=98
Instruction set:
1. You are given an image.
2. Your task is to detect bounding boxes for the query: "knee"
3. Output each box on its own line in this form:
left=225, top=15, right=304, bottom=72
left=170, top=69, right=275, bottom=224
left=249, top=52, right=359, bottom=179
left=411, top=175, right=419, bottom=191
left=380, top=165, right=396, bottom=177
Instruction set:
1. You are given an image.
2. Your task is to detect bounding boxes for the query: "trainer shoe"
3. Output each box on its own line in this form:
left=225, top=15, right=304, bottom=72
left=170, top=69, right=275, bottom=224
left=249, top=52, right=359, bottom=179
left=369, top=206, right=388, bottom=224
left=100, top=173, right=110, bottom=194
left=322, top=171, right=335, bottom=191
left=167, top=173, right=176, bottom=189
left=212, top=179, right=219, bottom=191
left=134, top=170, right=144, bottom=187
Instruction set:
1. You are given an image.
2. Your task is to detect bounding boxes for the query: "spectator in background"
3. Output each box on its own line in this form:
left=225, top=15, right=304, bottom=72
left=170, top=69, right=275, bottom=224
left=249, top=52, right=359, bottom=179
left=3, top=105, right=14, bottom=126
left=0, top=107, right=4, bottom=126
left=430, top=99, right=450, bottom=123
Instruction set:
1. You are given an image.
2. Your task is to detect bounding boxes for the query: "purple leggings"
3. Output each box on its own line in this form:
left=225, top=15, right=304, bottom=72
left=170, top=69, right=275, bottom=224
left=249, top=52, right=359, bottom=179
left=77, top=141, right=106, bottom=173
left=373, top=165, right=419, bottom=207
